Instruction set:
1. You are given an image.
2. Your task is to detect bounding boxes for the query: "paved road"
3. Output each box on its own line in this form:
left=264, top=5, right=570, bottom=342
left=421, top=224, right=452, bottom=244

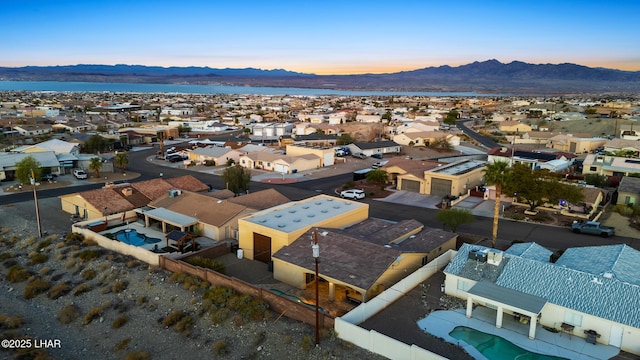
left=456, top=119, right=498, bottom=149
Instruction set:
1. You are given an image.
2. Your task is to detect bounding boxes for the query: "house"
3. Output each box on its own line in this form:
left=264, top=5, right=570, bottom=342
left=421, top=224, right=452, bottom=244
left=239, top=152, right=321, bottom=174
left=285, top=144, right=335, bottom=166
left=188, top=146, right=242, bottom=166
left=616, top=176, right=640, bottom=206
left=0, top=152, right=61, bottom=181
left=237, top=195, right=369, bottom=263
left=148, top=191, right=252, bottom=241
left=603, top=138, right=640, bottom=156
left=224, top=188, right=290, bottom=211
left=393, top=120, right=440, bottom=134
left=546, top=134, right=607, bottom=153
left=13, top=124, right=53, bottom=136
left=381, top=158, right=442, bottom=192
left=392, top=131, right=460, bottom=147
left=272, top=219, right=457, bottom=303
left=498, top=121, right=532, bottom=133
left=488, top=147, right=576, bottom=171
left=444, top=243, right=640, bottom=355
left=59, top=184, right=150, bottom=220
left=12, top=139, right=80, bottom=155
left=582, top=154, right=640, bottom=177
left=348, top=141, right=401, bottom=158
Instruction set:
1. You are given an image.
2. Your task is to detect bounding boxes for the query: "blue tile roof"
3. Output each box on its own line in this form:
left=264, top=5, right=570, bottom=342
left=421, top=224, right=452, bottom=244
left=447, top=243, right=640, bottom=329
left=554, top=244, right=640, bottom=286
left=504, top=242, right=552, bottom=262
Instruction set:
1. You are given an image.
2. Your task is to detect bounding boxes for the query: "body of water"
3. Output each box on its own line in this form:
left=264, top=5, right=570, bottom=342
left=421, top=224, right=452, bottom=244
left=0, top=80, right=497, bottom=97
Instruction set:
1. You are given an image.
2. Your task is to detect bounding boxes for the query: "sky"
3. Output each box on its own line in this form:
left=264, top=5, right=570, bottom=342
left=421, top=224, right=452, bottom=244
left=2, top=0, right=639, bottom=74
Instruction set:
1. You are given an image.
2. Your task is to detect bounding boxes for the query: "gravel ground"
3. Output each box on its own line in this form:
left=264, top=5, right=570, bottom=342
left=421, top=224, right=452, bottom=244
left=0, top=200, right=386, bottom=360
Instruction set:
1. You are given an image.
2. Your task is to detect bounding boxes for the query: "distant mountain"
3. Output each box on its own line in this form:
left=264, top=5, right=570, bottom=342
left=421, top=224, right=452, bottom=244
left=1, top=60, right=639, bottom=94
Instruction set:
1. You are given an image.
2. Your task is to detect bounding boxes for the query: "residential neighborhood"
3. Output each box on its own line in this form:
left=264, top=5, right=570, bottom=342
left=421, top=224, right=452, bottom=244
left=2, top=90, right=640, bottom=360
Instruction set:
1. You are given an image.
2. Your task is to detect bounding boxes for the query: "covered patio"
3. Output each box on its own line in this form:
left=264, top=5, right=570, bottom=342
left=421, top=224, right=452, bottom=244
left=466, top=281, right=547, bottom=340
left=136, top=207, right=198, bottom=233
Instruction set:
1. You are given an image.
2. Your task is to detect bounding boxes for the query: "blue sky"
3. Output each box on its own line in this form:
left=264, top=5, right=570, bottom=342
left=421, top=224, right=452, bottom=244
left=2, top=0, right=639, bottom=74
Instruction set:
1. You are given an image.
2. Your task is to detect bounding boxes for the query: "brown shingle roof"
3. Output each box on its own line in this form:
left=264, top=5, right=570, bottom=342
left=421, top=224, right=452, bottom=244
left=149, top=191, right=248, bottom=227
left=130, top=176, right=208, bottom=201
left=78, top=188, right=138, bottom=214
left=165, top=175, right=209, bottom=192
left=226, top=189, right=290, bottom=210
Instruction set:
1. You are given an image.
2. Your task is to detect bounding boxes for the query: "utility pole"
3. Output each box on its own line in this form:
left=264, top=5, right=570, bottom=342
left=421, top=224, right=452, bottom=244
left=312, top=229, right=320, bottom=346
left=30, top=170, right=43, bottom=238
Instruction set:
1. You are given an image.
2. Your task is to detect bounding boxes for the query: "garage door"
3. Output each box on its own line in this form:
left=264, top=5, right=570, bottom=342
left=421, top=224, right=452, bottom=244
left=401, top=179, right=421, bottom=192
left=274, top=163, right=286, bottom=174
left=253, top=233, right=272, bottom=263
left=431, top=178, right=452, bottom=197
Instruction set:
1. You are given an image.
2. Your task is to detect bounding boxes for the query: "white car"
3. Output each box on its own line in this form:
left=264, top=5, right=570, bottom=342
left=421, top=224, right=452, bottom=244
left=340, top=189, right=365, bottom=200
left=73, top=169, right=88, bottom=179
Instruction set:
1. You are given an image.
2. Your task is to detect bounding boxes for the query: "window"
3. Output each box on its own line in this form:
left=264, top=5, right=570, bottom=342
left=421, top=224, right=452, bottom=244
left=590, top=166, right=597, bottom=172
left=422, top=256, right=428, bottom=266
left=563, top=312, right=583, bottom=327
left=457, top=279, right=471, bottom=291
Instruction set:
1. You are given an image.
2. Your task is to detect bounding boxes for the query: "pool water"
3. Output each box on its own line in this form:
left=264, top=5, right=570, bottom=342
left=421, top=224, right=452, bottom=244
left=449, top=326, right=568, bottom=360
left=115, top=229, right=161, bottom=247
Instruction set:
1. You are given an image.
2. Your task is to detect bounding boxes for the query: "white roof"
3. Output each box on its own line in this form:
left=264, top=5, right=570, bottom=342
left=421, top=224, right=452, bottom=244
left=0, top=151, right=60, bottom=169
left=13, top=139, right=78, bottom=154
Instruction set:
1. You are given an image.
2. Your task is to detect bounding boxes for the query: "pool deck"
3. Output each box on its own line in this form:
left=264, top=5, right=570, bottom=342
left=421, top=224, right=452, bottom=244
left=418, top=307, right=620, bottom=360
left=100, top=222, right=218, bottom=252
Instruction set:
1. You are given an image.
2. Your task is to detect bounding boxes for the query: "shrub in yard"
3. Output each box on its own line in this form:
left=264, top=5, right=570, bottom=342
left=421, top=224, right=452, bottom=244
left=135, top=296, right=148, bottom=306
left=185, top=256, right=226, bottom=274
left=111, top=280, right=128, bottom=293
left=65, top=258, right=77, bottom=269
left=6, top=265, right=31, bottom=283
left=173, top=315, right=193, bottom=336
left=81, top=269, right=97, bottom=280
left=0, top=313, right=24, bottom=329
left=29, top=252, right=48, bottom=265
left=301, top=335, right=314, bottom=352
left=48, top=282, right=71, bottom=300
left=23, top=278, right=51, bottom=299
left=210, top=308, right=230, bottom=324
left=71, top=283, right=92, bottom=296
left=78, top=249, right=101, bottom=262
left=65, top=232, right=84, bottom=244
left=83, top=307, right=103, bottom=325
left=161, top=310, right=184, bottom=327
left=211, top=339, right=228, bottom=355
left=58, top=305, right=80, bottom=324
left=112, top=315, right=128, bottom=329
left=124, top=351, right=150, bottom=360
left=202, top=286, right=236, bottom=306
left=35, top=239, right=52, bottom=250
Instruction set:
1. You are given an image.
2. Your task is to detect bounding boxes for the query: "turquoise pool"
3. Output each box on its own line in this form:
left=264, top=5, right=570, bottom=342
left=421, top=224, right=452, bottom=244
left=115, top=229, right=161, bottom=247
left=449, top=326, right=568, bottom=360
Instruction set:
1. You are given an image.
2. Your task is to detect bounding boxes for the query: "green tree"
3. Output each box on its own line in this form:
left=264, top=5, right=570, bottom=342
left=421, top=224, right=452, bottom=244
left=114, top=153, right=129, bottom=174
left=483, top=161, right=512, bottom=248
left=365, top=169, right=388, bottom=190
left=15, top=156, right=42, bottom=184
left=508, top=164, right=584, bottom=211
left=177, top=125, right=191, bottom=134
left=336, top=134, right=354, bottom=146
left=436, top=208, right=474, bottom=232
left=430, top=137, right=453, bottom=150
left=88, top=157, right=102, bottom=178
left=84, top=134, right=107, bottom=154
left=222, top=165, right=251, bottom=195
left=584, top=173, right=607, bottom=188
left=443, top=109, right=459, bottom=125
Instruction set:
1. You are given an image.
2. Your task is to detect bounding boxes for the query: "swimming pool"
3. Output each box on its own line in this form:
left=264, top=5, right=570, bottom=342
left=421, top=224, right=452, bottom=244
left=114, top=229, right=161, bottom=247
left=449, top=326, right=568, bottom=360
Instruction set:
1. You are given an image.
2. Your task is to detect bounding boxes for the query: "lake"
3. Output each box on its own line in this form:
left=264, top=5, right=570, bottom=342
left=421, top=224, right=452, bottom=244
left=0, top=81, right=497, bottom=97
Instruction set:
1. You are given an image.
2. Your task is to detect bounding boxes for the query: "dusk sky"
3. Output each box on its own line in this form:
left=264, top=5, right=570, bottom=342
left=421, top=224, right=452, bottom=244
left=2, top=0, right=639, bottom=74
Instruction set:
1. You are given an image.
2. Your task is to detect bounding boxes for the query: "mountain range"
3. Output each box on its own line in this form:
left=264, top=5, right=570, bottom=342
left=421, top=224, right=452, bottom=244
left=1, top=60, right=639, bottom=94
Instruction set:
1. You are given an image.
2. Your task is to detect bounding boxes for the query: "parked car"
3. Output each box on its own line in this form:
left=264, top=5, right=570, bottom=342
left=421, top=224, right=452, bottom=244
left=73, top=169, right=88, bottom=179
left=571, top=220, right=615, bottom=237
left=352, top=153, right=367, bottom=159
left=340, top=189, right=366, bottom=200
left=43, top=173, right=57, bottom=181
left=371, top=153, right=383, bottom=159
left=371, top=160, right=388, bottom=169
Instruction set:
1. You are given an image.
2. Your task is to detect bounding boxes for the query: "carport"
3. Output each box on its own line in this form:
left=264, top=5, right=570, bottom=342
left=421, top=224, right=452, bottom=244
left=138, top=207, right=199, bottom=234
left=466, top=281, right=547, bottom=340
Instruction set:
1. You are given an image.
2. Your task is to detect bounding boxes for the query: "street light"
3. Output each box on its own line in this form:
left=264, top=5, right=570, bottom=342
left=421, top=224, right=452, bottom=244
left=30, top=170, right=42, bottom=238
left=312, top=229, right=320, bottom=346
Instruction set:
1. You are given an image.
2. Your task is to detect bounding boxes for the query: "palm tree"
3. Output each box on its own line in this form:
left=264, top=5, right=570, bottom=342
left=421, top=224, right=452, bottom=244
left=114, top=153, right=128, bottom=174
left=88, top=157, right=102, bottom=178
left=483, top=160, right=512, bottom=248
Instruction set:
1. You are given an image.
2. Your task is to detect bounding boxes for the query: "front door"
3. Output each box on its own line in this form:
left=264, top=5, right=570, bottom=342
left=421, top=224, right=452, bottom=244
left=609, top=325, right=623, bottom=347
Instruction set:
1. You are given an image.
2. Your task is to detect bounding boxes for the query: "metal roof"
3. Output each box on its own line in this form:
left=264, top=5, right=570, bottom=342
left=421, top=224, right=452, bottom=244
left=468, top=281, right=547, bottom=314
left=143, top=208, right=198, bottom=227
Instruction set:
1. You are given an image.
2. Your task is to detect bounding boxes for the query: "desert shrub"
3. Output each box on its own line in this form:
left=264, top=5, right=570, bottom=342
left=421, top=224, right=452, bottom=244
left=0, top=252, right=12, bottom=261
left=0, top=313, right=24, bottom=329
left=112, top=315, right=128, bottom=329
left=36, top=239, right=52, bottom=250
left=83, top=307, right=103, bottom=325
left=82, top=238, right=98, bottom=246
left=210, top=308, right=230, bottom=324
left=24, top=278, right=51, bottom=299
left=6, top=265, right=31, bottom=283
left=227, top=294, right=269, bottom=321
left=65, top=232, right=84, bottom=244
left=202, top=286, right=236, bottom=306
left=232, top=315, right=244, bottom=327
left=114, top=338, right=131, bottom=351
left=301, top=335, right=314, bottom=352
left=173, top=315, right=193, bottom=336
left=212, top=339, right=228, bottom=355
left=65, top=258, right=77, bottom=269
left=58, top=305, right=80, bottom=324
left=72, top=283, right=92, bottom=296
left=48, top=282, right=71, bottom=300
left=111, top=280, right=128, bottom=293
left=161, top=310, right=184, bottom=327
left=29, top=252, right=48, bottom=265
left=168, top=271, right=187, bottom=284
left=185, top=256, right=226, bottom=274
left=38, top=266, right=52, bottom=276
left=81, top=268, right=97, bottom=280
left=124, top=351, right=150, bottom=360
left=135, top=296, right=148, bottom=306
left=78, top=249, right=101, bottom=262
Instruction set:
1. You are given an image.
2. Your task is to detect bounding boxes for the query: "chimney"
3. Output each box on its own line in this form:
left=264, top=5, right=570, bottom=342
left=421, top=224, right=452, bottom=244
left=121, top=188, right=133, bottom=196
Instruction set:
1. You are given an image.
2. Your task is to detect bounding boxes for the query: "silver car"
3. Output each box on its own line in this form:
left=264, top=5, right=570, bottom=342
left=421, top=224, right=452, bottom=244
left=340, top=189, right=365, bottom=200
